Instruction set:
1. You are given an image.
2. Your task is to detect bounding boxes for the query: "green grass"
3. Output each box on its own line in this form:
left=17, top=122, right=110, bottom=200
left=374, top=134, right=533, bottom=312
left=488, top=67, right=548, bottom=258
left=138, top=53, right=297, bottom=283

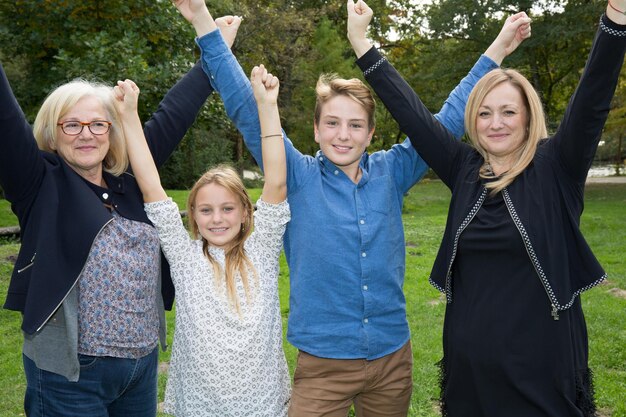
left=1, top=181, right=624, bottom=417
left=0, top=243, right=25, bottom=417
left=0, top=199, right=16, bottom=228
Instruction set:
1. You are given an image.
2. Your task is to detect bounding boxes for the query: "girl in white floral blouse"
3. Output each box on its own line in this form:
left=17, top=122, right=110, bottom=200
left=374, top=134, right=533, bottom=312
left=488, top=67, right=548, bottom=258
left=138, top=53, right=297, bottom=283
left=110, top=9, right=290, bottom=415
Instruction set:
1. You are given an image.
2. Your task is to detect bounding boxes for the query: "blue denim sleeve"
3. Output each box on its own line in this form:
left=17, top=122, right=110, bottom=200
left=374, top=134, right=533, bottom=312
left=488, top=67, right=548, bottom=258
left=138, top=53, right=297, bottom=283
left=433, top=54, right=498, bottom=139
left=386, top=138, right=430, bottom=193
left=195, top=30, right=309, bottom=193
left=196, top=31, right=263, bottom=167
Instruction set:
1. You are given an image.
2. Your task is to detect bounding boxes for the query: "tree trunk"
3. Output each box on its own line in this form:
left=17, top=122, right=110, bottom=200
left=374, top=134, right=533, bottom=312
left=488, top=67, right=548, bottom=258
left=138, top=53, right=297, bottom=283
left=616, top=134, right=623, bottom=176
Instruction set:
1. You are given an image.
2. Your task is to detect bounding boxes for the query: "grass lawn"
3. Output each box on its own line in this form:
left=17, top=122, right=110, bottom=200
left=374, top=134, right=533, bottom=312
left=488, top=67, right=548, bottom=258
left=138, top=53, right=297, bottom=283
left=0, top=198, right=16, bottom=228
left=0, top=180, right=624, bottom=416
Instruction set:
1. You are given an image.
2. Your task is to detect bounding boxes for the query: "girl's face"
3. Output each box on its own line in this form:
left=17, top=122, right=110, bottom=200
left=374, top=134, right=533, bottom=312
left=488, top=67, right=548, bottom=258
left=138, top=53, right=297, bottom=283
left=192, top=183, right=246, bottom=250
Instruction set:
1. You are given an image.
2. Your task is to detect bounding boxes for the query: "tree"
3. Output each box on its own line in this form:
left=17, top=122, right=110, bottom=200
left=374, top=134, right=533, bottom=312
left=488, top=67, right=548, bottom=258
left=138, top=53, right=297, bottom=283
left=0, top=1, right=196, bottom=120
left=382, top=0, right=605, bottom=134
left=3, top=1, right=614, bottom=188
left=600, top=71, right=626, bottom=174
left=0, top=0, right=235, bottom=188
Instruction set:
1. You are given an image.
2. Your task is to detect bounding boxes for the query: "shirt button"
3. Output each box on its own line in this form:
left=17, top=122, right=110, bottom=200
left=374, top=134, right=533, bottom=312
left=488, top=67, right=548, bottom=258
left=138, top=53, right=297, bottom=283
left=361, top=252, right=367, bottom=258
left=319, top=156, right=324, bottom=161
left=363, top=285, right=368, bottom=291
left=363, top=318, right=369, bottom=324
left=334, top=170, right=339, bottom=175
left=360, top=219, right=365, bottom=225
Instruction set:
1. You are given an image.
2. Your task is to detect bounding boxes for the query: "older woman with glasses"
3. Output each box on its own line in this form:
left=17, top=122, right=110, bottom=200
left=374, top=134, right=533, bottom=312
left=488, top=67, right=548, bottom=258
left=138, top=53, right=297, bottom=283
left=0, top=12, right=239, bottom=417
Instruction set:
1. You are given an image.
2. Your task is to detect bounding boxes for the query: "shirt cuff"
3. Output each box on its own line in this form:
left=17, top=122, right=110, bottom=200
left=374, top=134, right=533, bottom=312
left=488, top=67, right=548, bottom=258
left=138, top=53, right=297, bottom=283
left=195, top=29, right=229, bottom=58
left=475, top=54, right=499, bottom=73
left=356, top=46, right=384, bottom=75
left=600, top=12, right=626, bottom=36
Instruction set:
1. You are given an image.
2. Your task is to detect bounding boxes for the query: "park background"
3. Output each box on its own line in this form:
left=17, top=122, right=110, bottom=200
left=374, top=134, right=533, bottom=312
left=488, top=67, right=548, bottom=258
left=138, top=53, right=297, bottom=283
left=0, top=0, right=624, bottom=416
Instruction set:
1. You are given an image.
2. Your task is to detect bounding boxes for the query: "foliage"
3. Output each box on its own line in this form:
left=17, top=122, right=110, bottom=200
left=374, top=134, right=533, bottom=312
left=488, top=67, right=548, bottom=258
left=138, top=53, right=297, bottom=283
left=0, top=0, right=230, bottom=188
left=600, top=71, right=626, bottom=167
left=0, top=1, right=191, bottom=120
left=237, top=1, right=317, bottom=157
left=379, top=0, right=608, bottom=138
left=283, top=16, right=362, bottom=154
left=0, top=199, right=17, bottom=228
left=0, top=244, right=27, bottom=417
left=1, top=0, right=624, bottom=182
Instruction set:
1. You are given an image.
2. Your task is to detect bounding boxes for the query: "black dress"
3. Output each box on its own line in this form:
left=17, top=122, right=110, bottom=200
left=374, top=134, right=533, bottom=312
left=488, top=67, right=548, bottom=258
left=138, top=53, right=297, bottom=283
left=441, top=191, right=593, bottom=416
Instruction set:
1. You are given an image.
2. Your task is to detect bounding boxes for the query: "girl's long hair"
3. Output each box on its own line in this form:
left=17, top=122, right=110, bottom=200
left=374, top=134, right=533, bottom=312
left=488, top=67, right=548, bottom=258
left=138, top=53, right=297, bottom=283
left=187, top=165, right=257, bottom=314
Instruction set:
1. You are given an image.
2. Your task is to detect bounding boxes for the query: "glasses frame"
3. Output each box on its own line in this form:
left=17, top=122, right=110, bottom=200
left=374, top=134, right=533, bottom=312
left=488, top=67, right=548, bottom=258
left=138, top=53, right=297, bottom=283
left=57, top=120, right=112, bottom=136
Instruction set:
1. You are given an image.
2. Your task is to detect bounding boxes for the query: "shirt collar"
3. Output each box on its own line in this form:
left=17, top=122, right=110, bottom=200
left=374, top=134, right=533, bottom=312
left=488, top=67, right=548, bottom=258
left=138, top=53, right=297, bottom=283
left=315, top=150, right=370, bottom=185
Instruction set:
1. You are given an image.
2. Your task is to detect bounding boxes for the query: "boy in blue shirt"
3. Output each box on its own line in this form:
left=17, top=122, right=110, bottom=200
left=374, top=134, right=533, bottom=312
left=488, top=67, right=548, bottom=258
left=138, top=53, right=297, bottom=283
left=188, top=0, right=530, bottom=412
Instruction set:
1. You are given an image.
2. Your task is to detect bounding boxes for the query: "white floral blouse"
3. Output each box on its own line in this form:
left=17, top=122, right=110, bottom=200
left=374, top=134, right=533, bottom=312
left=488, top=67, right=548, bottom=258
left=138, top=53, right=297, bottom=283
left=145, top=198, right=291, bottom=417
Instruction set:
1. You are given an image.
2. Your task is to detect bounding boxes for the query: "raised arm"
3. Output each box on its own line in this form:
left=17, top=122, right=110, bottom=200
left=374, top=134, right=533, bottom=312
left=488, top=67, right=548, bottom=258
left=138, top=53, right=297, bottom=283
left=144, top=0, right=239, bottom=168
left=173, top=0, right=240, bottom=50
left=347, top=0, right=530, bottom=62
left=172, top=0, right=274, bottom=163
left=113, top=80, right=167, bottom=203
left=250, top=65, right=287, bottom=204
left=0, top=63, right=45, bottom=207
left=554, top=2, right=626, bottom=182
left=347, top=0, right=527, bottom=185
left=173, top=0, right=216, bottom=36
left=347, top=0, right=531, bottom=139
left=483, top=12, right=532, bottom=65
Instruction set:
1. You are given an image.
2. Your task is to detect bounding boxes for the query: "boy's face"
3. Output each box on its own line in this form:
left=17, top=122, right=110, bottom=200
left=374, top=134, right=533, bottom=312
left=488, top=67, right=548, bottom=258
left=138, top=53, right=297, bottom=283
left=314, top=95, right=373, bottom=181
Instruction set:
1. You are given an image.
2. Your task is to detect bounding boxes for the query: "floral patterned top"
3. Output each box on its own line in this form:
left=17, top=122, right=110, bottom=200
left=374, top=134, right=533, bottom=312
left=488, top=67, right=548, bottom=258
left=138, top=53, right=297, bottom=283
left=78, top=209, right=160, bottom=358
left=145, top=198, right=291, bottom=417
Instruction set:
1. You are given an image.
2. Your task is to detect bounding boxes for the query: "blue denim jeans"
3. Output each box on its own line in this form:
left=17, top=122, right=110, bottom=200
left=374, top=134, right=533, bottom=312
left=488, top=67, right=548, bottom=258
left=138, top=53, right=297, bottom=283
left=23, top=347, right=158, bottom=417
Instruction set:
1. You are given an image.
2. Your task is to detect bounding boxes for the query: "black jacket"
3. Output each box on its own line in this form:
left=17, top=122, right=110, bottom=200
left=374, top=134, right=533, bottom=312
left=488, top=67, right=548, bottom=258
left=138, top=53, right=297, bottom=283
left=357, top=15, right=626, bottom=316
left=0, top=61, right=213, bottom=334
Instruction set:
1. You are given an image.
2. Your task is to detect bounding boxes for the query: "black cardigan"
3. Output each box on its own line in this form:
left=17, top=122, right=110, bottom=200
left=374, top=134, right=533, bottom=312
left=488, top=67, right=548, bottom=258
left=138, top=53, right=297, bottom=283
left=357, top=15, right=626, bottom=316
left=0, top=61, right=213, bottom=334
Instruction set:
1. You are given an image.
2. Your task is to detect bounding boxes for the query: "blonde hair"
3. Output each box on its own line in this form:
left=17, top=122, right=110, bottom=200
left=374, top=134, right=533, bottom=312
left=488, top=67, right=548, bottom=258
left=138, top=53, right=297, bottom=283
left=187, top=165, right=257, bottom=314
left=314, top=73, right=376, bottom=131
left=465, top=68, right=548, bottom=195
left=33, top=80, right=129, bottom=176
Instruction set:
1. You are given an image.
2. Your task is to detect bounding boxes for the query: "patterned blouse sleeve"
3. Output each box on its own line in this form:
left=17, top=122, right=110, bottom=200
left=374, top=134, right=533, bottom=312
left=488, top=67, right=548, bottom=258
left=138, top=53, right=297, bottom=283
left=247, top=199, right=290, bottom=262
left=144, top=198, right=197, bottom=280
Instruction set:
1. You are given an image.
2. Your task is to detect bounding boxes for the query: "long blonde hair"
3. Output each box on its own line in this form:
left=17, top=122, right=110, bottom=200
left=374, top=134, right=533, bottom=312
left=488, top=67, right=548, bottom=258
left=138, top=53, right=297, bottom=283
left=33, top=80, right=129, bottom=176
left=465, top=69, right=548, bottom=194
left=187, top=165, right=257, bottom=314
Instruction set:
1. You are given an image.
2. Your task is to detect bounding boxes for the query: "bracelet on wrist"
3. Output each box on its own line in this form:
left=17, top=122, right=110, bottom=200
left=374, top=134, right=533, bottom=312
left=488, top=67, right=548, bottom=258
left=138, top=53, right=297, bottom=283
left=261, top=133, right=283, bottom=139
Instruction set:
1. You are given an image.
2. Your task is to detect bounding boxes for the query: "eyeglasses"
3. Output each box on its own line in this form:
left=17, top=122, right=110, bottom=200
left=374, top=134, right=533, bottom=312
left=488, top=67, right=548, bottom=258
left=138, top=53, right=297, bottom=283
left=57, top=120, right=112, bottom=136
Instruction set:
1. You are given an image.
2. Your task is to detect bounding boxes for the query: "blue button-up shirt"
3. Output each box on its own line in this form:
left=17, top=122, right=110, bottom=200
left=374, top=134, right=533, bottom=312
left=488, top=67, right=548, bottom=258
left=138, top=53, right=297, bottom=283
left=197, top=31, right=497, bottom=359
